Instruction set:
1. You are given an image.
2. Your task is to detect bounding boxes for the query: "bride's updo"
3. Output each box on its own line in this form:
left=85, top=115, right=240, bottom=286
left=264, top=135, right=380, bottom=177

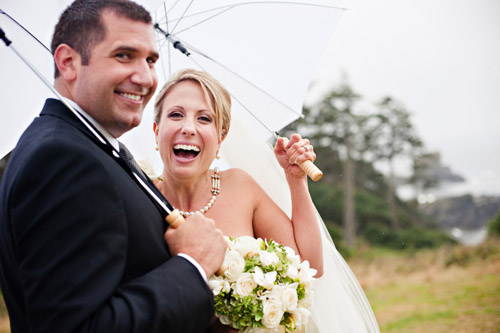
left=154, top=69, right=232, bottom=141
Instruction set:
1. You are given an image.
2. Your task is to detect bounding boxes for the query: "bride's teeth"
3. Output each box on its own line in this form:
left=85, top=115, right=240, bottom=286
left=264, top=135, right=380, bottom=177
left=173, top=144, right=200, bottom=152
left=119, top=92, right=141, bottom=101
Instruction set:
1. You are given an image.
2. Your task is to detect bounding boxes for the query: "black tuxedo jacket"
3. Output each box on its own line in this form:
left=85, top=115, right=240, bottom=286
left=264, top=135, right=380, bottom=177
left=0, top=99, right=214, bottom=332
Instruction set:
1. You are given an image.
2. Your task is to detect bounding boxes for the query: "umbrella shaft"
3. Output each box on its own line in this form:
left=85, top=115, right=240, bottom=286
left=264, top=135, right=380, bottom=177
left=154, top=23, right=190, bottom=56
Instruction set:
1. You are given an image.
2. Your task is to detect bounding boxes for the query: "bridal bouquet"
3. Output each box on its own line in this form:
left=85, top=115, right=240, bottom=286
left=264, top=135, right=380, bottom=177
left=208, top=236, right=316, bottom=332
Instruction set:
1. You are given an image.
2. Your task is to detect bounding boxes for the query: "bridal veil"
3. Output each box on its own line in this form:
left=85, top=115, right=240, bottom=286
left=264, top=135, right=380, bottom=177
left=216, top=110, right=380, bottom=332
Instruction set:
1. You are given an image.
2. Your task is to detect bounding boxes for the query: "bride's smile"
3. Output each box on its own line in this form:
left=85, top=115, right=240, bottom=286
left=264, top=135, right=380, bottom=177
left=172, top=143, right=201, bottom=161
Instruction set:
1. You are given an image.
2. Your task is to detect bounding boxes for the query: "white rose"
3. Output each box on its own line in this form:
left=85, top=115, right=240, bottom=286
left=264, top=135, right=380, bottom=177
left=222, top=280, right=231, bottom=293
left=299, top=286, right=314, bottom=308
left=235, top=272, right=258, bottom=296
left=232, top=236, right=262, bottom=257
left=281, top=283, right=298, bottom=311
left=261, top=284, right=282, bottom=302
left=284, top=246, right=301, bottom=266
left=285, top=264, right=298, bottom=279
left=207, top=277, right=224, bottom=295
left=298, top=260, right=316, bottom=284
left=224, top=250, right=246, bottom=282
left=253, top=266, right=277, bottom=289
left=218, top=314, right=231, bottom=325
left=289, top=307, right=311, bottom=328
left=259, top=250, right=279, bottom=266
left=284, top=246, right=295, bottom=258
left=136, top=158, right=158, bottom=179
left=262, top=298, right=284, bottom=329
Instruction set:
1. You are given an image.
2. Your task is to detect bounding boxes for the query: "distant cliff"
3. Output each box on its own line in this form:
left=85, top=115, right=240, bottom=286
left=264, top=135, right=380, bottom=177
left=420, top=194, right=500, bottom=229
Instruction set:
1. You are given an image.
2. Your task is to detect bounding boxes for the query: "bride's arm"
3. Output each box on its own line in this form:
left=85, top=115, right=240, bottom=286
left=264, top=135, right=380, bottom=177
left=249, top=134, right=324, bottom=276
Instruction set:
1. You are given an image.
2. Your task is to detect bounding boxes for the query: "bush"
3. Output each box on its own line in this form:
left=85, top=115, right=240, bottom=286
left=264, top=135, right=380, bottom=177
left=445, top=237, right=500, bottom=267
left=488, top=211, right=500, bottom=236
left=355, top=189, right=392, bottom=230
left=361, top=223, right=453, bottom=250
left=309, top=182, right=343, bottom=225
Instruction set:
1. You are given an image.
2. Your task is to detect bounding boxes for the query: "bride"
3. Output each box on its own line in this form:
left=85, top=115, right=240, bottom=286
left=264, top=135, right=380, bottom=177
left=149, top=68, right=379, bottom=332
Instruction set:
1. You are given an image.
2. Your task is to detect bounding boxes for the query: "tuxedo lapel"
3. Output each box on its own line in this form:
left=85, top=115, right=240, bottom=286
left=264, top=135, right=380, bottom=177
left=40, top=99, right=170, bottom=220
left=40, top=99, right=116, bottom=155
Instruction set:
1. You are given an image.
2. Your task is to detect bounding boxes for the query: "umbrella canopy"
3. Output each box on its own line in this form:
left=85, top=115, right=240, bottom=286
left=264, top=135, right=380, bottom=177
left=123, top=0, right=345, bottom=176
left=1, top=1, right=344, bottom=168
left=1, top=0, right=345, bottom=198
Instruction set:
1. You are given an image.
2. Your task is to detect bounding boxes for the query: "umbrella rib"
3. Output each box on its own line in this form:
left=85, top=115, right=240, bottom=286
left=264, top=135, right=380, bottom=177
left=171, top=0, right=195, bottom=33
left=0, top=9, right=51, bottom=52
left=162, top=2, right=174, bottom=78
left=193, top=44, right=302, bottom=117
left=157, top=28, right=282, bottom=136
left=155, top=3, right=177, bottom=78
left=187, top=54, right=291, bottom=138
left=153, top=1, right=345, bottom=134
left=166, top=2, right=346, bottom=35
left=171, top=6, right=234, bottom=35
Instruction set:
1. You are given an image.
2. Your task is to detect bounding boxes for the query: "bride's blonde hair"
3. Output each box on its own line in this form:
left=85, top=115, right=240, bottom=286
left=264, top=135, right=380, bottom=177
left=154, top=69, right=231, bottom=141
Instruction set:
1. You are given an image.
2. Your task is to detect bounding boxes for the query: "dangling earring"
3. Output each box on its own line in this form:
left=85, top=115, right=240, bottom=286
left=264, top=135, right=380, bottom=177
left=155, top=143, right=159, bottom=151
left=215, top=149, right=221, bottom=160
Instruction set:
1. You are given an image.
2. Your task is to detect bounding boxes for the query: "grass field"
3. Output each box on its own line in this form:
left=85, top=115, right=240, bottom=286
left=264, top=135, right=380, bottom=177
left=1, top=238, right=499, bottom=332
left=349, top=237, right=500, bottom=332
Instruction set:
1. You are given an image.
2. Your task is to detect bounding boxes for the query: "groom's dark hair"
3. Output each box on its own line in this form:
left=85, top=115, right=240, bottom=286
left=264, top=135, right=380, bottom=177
left=51, top=0, right=152, bottom=78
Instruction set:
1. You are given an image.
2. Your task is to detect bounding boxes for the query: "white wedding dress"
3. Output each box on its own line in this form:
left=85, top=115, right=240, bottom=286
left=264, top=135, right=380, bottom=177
left=214, top=111, right=380, bottom=332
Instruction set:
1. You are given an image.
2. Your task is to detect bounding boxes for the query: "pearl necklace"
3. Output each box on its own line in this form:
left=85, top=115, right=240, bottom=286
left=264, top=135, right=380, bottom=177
left=173, top=168, right=220, bottom=218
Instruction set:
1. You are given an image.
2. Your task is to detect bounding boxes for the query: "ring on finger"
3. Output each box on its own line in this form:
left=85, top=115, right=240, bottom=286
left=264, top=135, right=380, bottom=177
left=304, top=145, right=310, bottom=152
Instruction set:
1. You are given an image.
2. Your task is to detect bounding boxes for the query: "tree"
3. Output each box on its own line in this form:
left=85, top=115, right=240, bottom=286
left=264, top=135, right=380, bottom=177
left=287, top=81, right=368, bottom=248
left=408, top=151, right=465, bottom=199
left=409, top=151, right=439, bottom=198
left=366, top=97, right=422, bottom=230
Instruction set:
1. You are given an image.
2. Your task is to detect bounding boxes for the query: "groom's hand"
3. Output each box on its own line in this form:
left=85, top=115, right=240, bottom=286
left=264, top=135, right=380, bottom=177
left=164, top=212, right=227, bottom=277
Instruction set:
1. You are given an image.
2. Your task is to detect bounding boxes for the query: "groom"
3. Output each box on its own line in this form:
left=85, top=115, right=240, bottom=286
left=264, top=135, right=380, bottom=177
left=0, top=0, right=226, bottom=332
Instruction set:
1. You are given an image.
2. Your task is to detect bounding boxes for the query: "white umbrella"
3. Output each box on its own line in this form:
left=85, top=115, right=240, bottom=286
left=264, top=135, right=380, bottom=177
left=122, top=0, right=345, bottom=182
left=1, top=1, right=343, bottom=179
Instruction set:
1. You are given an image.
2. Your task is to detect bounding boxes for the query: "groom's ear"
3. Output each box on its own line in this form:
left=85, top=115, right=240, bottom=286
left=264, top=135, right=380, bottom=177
left=54, top=44, right=80, bottom=82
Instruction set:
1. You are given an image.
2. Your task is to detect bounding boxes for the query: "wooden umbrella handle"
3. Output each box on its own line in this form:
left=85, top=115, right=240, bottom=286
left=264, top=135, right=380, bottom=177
left=298, top=159, right=323, bottom=182
left=165, top=209, right=226, bottom=276
left=282, top=138, right=323, bottom=181
left=165, top=209, right=185, bottom=228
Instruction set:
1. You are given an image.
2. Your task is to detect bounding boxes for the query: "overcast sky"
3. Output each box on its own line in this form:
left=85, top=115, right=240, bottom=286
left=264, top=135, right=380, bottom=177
left=307, top=0, right=500, bottom=195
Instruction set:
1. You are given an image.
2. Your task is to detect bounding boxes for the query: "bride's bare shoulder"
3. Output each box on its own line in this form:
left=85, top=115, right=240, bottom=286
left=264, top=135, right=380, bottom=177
left=219, top=168, right=260, bottom=189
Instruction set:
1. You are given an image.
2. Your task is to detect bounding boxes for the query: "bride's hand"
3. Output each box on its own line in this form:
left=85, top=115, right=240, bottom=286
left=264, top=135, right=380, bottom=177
left=274, top=133, right=316, bottom=178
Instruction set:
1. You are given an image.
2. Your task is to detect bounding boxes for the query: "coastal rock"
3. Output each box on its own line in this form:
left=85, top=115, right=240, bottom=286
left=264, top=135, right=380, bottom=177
left=420, top=194, right=500, bottom=229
